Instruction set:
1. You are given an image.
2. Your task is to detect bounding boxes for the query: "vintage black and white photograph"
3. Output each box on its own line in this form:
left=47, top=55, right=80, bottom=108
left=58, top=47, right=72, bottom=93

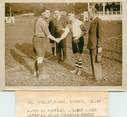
left=4, top=0, right=124, bottom=89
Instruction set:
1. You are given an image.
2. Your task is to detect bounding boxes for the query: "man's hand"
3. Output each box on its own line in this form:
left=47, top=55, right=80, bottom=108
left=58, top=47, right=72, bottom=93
left=51, top=38, right=61, bottom=43
left=97, top=47, right=102, bottom=53
left=55, top=38, right=61, bottom=43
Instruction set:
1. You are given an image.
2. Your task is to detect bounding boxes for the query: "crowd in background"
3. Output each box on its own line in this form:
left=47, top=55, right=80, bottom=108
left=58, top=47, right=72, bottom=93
left=105, top=2, right=120, bottom=14
left=93, top=2, right=121, bottom=15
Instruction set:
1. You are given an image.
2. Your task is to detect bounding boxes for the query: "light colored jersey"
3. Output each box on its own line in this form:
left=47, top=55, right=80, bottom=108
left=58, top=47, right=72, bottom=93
left=72, top=19, right=84, bottom=39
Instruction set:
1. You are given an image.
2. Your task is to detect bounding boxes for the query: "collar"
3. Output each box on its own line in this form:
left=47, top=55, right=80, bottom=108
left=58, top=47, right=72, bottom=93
left=72, top=18, right=78, bottom=23
left=41, top=15, right=49, bottom=23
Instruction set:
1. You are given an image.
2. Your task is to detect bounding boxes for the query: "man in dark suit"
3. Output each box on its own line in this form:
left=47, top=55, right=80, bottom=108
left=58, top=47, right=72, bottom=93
left=49, top=10, right=69, bottom=62
left=87, top=10, right=103, bottom=80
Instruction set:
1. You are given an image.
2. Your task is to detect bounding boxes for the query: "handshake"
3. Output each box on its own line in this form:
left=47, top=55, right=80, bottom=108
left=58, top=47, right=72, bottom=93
left=53, top=38, right=62, bottom=43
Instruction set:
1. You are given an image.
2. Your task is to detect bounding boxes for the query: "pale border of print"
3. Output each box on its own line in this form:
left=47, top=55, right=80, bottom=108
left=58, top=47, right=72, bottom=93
left=16, top=91, right=108, bottom=117
left=0, top=0, right=126, bottom=91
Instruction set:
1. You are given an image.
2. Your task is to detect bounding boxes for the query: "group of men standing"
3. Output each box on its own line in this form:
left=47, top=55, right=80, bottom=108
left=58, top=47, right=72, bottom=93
left=33, top=7, right=103, bottom=81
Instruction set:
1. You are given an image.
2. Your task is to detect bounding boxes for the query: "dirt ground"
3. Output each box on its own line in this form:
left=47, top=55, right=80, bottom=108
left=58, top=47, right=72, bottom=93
left=5, top=16, right=122, bottom=86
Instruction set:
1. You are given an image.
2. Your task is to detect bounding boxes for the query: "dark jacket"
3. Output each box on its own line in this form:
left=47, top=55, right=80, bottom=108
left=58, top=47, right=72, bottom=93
left=49, top=16, right=68, bottom=38
left=87, top=17, right=103, bottom=50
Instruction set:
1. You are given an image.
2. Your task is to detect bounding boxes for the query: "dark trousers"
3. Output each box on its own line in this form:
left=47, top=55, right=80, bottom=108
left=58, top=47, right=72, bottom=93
left=56, top=39, right=66, bottom=61
left=72, top=36, right=84, bottom=54
left=89, top=49, right=102, bottom=80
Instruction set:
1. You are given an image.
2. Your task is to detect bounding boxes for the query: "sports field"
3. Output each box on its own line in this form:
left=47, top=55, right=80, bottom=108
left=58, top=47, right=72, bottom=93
left=5, top=16, right=122, bottom=86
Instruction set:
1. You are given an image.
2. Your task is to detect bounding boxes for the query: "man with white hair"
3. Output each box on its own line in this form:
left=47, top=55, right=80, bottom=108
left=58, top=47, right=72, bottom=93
left=49, top=10, right=69, bottom=62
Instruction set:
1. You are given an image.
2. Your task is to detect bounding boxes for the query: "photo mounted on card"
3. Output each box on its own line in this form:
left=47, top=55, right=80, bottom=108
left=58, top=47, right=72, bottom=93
left=16, top=91, right=108, bottom=117
left=0, top=0, right=126, bottom=91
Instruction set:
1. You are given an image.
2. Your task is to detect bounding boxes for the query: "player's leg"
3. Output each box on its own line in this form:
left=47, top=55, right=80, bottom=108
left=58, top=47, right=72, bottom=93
left=32, top=37, right=46, bottom=77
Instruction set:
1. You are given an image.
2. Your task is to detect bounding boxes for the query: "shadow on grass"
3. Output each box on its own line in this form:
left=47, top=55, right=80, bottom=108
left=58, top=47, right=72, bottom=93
left=15, top=43, right=35, bottom=59
left=10, top=49, right=33, bottom=74
left=12, top=43, right=94, bottom=82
